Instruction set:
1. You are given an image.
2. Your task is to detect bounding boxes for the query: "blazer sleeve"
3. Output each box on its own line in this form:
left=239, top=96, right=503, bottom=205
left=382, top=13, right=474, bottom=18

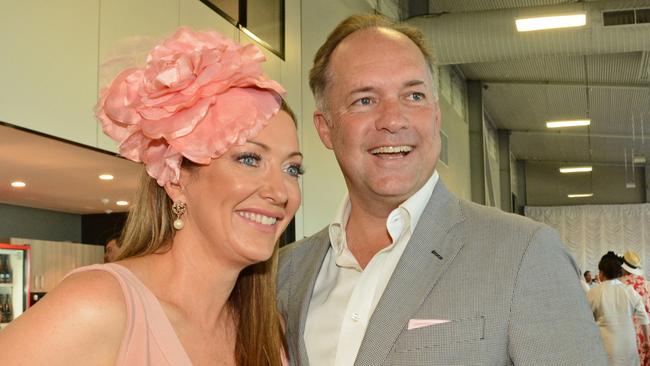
left=507, top=226, right=608, bottom=365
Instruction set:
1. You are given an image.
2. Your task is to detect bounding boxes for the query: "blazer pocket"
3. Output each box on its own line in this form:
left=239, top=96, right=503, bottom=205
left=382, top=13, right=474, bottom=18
left=394, top=315, right=485, bottom=353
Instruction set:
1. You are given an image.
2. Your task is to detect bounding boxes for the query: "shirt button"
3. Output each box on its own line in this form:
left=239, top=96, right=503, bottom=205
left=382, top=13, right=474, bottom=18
left=351, top=313, right=361, bottom=322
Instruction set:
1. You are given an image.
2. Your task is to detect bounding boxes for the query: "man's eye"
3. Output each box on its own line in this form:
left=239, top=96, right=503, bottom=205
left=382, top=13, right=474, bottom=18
left=237, top=153, right=261, bottom=167
left=354, top=97, right=373, bottom=106
left=408, top=92, right=425, bottom=101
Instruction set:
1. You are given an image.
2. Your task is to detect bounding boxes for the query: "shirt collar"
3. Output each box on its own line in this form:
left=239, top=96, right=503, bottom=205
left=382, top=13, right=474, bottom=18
left=400, top=170, right=438, bottom=232
left=328, top=171, right=439, bottom=257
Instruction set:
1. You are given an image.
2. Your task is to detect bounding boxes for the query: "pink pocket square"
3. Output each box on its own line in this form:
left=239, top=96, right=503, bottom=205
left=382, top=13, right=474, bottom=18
left=407, top=319, right=451, bottom=330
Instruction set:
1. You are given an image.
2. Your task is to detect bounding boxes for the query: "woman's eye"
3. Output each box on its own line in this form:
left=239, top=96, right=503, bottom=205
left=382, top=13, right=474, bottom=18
left=285, top=164, right=304, bottom=178
left=237, top=153, right=260, bottom=167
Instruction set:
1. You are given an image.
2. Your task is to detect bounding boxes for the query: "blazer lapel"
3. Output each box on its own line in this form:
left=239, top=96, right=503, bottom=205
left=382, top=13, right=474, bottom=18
left=354, top=182, right=466, bottom=366
left=287, top=228, right=331, bottom=366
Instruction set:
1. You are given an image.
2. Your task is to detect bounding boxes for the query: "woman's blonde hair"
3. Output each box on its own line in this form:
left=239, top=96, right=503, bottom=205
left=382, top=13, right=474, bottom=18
left=116, top=101, right=295, bottom=365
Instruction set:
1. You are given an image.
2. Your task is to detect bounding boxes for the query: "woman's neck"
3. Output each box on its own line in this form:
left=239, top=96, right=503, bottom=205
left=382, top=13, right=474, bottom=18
left=128, top=234, right=243, bottom=328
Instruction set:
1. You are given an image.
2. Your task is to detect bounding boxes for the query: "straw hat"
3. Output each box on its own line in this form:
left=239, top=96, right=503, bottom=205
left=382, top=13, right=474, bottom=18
left=621, top=250, right=643, bottom=276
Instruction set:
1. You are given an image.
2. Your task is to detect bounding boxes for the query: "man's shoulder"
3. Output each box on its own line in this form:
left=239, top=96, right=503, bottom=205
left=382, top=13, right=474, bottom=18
left=454, top=197, right=545, bottom=234
left=280, top=226, right=329, bottom=261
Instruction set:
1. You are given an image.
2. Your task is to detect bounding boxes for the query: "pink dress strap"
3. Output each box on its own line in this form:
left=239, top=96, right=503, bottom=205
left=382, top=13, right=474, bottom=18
left=67, top=263, right=193, bottom=366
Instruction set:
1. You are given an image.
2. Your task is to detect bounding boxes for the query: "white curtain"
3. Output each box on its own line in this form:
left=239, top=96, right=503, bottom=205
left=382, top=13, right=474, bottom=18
left=525, top=204, right=650, bottom=278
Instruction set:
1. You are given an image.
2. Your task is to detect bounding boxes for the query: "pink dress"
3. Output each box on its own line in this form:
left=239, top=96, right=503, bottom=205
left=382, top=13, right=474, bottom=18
left=67, top=263, right=193, bottom=366
left=622, top=273, right=650, bottom=366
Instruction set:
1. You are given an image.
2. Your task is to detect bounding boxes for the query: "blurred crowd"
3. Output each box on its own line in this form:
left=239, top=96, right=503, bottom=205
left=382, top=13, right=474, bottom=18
left=584, top=250, right=650, bottom=366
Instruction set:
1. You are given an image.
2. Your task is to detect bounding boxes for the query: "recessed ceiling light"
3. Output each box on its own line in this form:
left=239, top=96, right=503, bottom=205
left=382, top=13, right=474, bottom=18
left=99, top=174, right=114, bottom=181
left=11, top=181, right=26, bottom=188
left=116, top=200, right=129, bottom=206
left=559, top=166, right=592, bottom=173
left=568, top=193, right=593, bottom=198
left=546, top=119, right=591, bottom=128
left=516, top=13, right=587, bottom=32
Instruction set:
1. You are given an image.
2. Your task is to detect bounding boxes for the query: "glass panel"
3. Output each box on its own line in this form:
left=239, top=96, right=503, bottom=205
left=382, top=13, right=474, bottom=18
left=602, top=10, right=635, bottom=26
left=246, top=0, right=283, bottom=56
left=200, top=0, right=239, bottom=23
left=636, top=8, right=650, bottom=24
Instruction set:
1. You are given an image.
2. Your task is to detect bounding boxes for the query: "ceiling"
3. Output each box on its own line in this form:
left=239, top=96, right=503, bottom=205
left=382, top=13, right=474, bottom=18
left=406, top=0, right=650, bottom=205
left=0, top=124, right=140, bottom=214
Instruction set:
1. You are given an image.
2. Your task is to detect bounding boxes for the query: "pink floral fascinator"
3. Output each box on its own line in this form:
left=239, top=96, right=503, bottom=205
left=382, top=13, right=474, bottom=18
left=95, top=27, right=286, bottom=186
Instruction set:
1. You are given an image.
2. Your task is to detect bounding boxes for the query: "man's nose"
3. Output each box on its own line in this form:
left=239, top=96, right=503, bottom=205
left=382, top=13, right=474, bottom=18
left=375, top=99, right=408, bottom=132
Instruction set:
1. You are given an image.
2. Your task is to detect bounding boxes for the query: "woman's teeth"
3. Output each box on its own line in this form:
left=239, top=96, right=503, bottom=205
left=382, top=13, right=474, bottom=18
left=238, top=211, right=278, bottom=225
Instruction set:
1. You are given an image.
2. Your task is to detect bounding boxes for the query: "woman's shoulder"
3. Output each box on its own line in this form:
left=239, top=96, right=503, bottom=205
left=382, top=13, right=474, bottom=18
left=60, top=264, right=128, bottom=310
left=33, top=264, right=128, bottom=337
left=0, top=264, right=127, bottom=365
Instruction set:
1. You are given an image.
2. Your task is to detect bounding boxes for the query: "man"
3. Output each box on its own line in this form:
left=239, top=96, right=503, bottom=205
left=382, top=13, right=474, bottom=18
left=584, top=270, right=596, bottom=288
left=277, top=14, right=607, bottom=365
left=619, top=250, right=650, bottom=366
left=103, top=234, right=120, bottom=263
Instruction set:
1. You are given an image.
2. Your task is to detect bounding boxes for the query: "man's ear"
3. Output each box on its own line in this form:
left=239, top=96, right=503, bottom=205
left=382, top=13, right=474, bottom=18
left=314, top=110, right=334, bottom=150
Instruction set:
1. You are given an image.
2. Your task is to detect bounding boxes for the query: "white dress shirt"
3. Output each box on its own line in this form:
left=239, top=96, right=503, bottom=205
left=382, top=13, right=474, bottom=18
left=304, top=172, right=439, bottom=366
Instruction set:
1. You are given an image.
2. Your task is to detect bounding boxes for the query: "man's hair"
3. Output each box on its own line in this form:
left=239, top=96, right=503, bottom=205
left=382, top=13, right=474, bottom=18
left=583, top=270, right=591, bottom=277
left=309, top=13, right=436, bottom=110
left=106, top=230, right=122, bottom=247
left=598, top=252, right=623, bottom=280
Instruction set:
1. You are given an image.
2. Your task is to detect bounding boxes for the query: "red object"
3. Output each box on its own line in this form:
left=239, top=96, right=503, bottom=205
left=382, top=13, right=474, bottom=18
left=0, top=243, right=32, bottom=311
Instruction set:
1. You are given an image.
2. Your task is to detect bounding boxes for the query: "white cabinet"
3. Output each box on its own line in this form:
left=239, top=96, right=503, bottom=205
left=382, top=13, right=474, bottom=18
left=9, top=238, right=104, bottom=293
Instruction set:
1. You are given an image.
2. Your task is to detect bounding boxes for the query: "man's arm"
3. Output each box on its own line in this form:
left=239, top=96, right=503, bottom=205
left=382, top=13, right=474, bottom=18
left=507, top=226, right=608, bottom=365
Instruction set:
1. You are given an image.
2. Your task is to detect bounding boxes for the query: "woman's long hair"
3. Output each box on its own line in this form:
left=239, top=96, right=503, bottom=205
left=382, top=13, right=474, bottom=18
left=115, top=101, right=295, bottom=365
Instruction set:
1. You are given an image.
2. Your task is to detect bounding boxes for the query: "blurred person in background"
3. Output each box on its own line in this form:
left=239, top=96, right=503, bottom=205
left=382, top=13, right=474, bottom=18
left=0, top=28, right=299, bottom=366
left=585, top=270, right=597, bottom=288
left=104, top=232, right=121, bottom=263
left=588, top=251, right=650, bottom=366
left=620, top=250, right=650, bottom=365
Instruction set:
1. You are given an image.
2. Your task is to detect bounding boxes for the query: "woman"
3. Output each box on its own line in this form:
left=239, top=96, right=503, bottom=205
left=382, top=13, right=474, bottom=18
left=588, top=252, right=650, bottom=366
left=0, top=28, right=301, bottom=366
left=620, top=250, right=650, bottom=365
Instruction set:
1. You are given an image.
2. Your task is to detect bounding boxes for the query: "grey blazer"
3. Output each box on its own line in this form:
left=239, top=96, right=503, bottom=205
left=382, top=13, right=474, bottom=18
left=278, top=181, right=607, bottom=365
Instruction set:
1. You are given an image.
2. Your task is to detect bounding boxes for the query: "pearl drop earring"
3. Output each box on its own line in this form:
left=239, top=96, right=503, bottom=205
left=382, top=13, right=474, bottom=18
left=172, top=201, right=187, bottom=230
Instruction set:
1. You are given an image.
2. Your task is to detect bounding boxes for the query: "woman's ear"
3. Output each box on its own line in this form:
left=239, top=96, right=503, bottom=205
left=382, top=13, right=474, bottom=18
left=164, top=169, right=190, bottom=202
left=164, top=181, right=184, bottom=202
left=164, top=166, right=194, bottom=202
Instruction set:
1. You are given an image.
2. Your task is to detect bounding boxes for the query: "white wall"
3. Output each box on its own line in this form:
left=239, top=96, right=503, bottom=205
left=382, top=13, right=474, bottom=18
left=297, top=0, right=375, bottom=237
left=0, top=1, right=100, bottom=146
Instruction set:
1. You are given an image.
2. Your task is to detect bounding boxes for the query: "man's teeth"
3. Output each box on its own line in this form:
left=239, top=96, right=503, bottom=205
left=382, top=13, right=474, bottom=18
left=238, top=212, right=278, bottom=225
left=370, top=146, right=413, bottom=154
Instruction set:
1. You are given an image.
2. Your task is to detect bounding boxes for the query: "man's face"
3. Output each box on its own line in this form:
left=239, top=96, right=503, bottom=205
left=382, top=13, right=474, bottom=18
left=314, top=28, right=441, bottom=209
left=584, top=271, right=592, bottom=283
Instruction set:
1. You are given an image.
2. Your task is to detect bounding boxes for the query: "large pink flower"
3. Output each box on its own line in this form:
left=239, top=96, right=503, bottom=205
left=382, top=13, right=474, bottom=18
left=95, top=27, right=286, bottom=186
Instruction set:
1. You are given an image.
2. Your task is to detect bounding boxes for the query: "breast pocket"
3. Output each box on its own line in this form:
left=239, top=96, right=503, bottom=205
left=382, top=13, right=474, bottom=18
left=394, top=315, right=486, bottom=353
